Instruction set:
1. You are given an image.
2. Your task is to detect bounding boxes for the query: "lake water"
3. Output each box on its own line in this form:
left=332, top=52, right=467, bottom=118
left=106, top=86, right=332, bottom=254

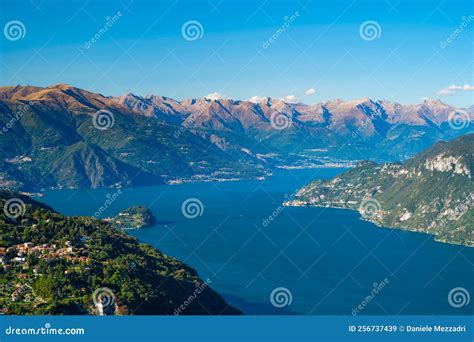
left=40, top=169, right=474, bottom=315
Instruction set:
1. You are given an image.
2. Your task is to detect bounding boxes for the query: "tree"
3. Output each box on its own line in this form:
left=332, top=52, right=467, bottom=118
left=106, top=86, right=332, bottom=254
left=33, top=276, right=56, bottom=300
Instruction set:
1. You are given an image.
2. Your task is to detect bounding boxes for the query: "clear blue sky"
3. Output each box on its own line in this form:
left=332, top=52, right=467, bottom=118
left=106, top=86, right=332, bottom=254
left=0, top=0, right=473, bottom=107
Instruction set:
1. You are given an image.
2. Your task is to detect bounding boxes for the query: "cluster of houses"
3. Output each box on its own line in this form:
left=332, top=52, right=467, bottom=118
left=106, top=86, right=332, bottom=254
left=0, top=239, right=91, bottom=271
left=10, top=283, right=28, bottom=303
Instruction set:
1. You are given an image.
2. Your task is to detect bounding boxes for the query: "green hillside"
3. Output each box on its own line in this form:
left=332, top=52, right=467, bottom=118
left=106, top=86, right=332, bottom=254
left=0, top=190, right=240, bottom=315
left=287, top=134, right=474, bottom=246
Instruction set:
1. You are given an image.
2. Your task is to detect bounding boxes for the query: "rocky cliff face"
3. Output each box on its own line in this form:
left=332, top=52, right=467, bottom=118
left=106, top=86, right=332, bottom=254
left=423, top=154, right=471, bottom=177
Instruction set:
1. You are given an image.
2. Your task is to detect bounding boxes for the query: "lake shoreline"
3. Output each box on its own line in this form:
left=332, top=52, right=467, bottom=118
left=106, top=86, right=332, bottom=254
left=284, top=202, right=474, bottom=248
left=38, top=168, right=474, bottom=315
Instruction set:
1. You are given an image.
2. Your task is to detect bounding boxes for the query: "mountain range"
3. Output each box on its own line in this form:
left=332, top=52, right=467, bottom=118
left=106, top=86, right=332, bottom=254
left=0, top=84, right=472, bottom=190
left=286, top=134, right=473, bottom=246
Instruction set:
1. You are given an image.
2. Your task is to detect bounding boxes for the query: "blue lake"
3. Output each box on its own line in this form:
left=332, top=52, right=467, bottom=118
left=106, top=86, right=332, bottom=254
left=40, top=169, right=474, bottom=315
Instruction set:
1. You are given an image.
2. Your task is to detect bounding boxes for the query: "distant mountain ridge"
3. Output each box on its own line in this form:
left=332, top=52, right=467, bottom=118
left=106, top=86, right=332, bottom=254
left=115, top=92, right=471, bottom=131
left=0, top=84, right=472, bottom=190
left=286, top=134, right=474, bottom=246
left=0, top=84, right=268, bottom=190
left=115, top=88, right=473, bottom=162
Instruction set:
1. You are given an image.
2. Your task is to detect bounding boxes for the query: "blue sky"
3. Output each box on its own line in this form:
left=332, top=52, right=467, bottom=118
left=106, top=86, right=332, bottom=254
left=0, top=0, right=473, bottom=107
